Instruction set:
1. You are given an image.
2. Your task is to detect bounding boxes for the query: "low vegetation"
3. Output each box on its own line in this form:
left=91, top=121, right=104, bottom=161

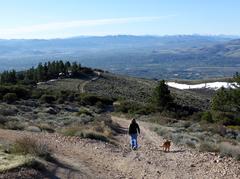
left=11, top=137, right=51, bottom=160
left=62, top=114, right=121, bottom=144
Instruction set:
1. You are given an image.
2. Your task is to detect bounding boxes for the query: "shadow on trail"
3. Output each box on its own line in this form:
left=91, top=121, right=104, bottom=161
left=170, top=149, right=186, bottom=153
left=41, top=157, right=88, bottom=179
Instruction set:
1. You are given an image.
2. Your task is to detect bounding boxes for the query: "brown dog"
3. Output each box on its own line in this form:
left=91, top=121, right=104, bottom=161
left=161, top=140, right=171, bottom=152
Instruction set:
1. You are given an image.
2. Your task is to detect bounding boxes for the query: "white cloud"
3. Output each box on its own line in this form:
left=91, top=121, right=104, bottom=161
left=0, top=16, right=174, bottom=39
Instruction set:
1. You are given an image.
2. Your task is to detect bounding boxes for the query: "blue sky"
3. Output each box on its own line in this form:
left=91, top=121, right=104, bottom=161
left=0, top=0, right=239, bottom=39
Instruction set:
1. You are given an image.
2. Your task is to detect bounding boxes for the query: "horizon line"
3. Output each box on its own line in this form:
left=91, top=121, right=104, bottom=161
left=0, top=34, right=239, bottom=40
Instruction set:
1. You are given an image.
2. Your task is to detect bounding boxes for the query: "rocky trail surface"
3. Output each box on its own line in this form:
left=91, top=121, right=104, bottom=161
left=0, top=116, right=239, bottom=179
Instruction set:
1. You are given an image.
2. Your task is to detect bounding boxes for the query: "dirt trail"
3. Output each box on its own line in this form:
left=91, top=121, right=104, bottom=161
left=0, top=116, right=240, bottom=179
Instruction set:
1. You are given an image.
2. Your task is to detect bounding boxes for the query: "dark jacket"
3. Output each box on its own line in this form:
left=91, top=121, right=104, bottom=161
left=128, top=122, right=140, bottom=135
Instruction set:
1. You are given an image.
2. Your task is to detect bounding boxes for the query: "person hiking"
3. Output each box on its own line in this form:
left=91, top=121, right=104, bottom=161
left=128, top=118, right=140, bottom=150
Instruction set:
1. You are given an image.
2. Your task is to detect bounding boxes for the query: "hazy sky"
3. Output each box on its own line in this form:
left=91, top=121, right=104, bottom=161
left=0, top=0, right=239, bottom=39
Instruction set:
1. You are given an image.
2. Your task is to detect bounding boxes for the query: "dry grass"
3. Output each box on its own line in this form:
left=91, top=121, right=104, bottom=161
left=62, top=115, right=120, bottom=144
left=199, top=141, right=219, bottom=152
left=12, top=137, right=51, bottom=160
left=0, top=144, right=35, bottom=173
left=219, top=142, right=240, bottom=160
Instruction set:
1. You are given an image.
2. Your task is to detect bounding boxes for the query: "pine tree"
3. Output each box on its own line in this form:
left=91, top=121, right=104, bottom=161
left=152, top=80, right=173, bottom=110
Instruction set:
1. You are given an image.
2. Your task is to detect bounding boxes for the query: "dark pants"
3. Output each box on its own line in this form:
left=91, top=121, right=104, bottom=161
left=130, top=133, right=138, bottom=148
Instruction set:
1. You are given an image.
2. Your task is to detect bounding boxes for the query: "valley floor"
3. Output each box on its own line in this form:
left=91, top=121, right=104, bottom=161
left=0, top=116, right=240, bottom=179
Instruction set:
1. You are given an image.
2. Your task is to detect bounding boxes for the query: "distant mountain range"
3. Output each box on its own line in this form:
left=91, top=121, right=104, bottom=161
left=0, top=35, right=240, bottom=79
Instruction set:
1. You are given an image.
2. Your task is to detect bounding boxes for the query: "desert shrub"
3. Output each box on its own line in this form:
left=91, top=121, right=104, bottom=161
left=63, top=114, right=118, bottom=143
left=169, top=133, right=182, bottom=144
left=95, top=101, right=104, bottom=109
left=170, top=133, right=200, bottom=147
left=81, top=131, right=109, bottom=142
left=80, top=94, right=113, bottom=106
left=115, top=100, right=153, bottom=115
left=12, top=137, right=51, bottom=159
left=63, top=127, right=110, bottom=142
left=219, top=142, right=240, bottom=160
left=190, top=112, right=202, bottom=122
left=0, top=107, right=18, bottom=116
left=37, top=123, right=55, bottom=133
left=0, top=115, right=7, bottom=124
left=185, top=139, right=197, bottom=148
left=3, top=93, right=18, bottom=103
left=57, top=98, right=64, bottom=104
left=5, top=121, right=25, bottom=130
left=40, top=95, right=56, bottom=104
left=77, top=108, right=92, bottom=116
left=0, top=85, right=30, bottom=99
left=25, top=126, right=41, bottom=132
left=63, top=127, right=78, bottom=136
left=11, top=86, right=30, bottom=99
left=199, top=141, right=219, bottom=152
left=31, top=89, right=44, bottom=99
left=154, top=126, right=172, bottom=138
left=80, top=94, right=99, bottom=105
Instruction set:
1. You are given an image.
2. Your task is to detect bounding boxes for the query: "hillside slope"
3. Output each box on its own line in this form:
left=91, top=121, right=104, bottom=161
left=37, top=72, right=211, bottom=110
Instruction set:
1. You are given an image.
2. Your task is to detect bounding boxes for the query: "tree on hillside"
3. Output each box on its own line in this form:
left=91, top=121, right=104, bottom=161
left=0, top=60, right=85, bottom=84
left=0, top=70, right=17, bottom=84
left=152, top=80, right=173, bottom=110
left=210, top=72, right=240, bottom=125
left=234, top=72, right=240, bottom=88
left=211, top=87, right=230, bottom=112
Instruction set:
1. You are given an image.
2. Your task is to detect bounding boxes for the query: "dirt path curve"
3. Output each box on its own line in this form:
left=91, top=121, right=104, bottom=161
left=0, top=116, right=240, bottom=179
left=78, top=71, right=101, bottom=93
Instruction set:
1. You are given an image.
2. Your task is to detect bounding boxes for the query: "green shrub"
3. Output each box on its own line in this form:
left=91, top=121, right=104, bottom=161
left=79, top=93, right=113, bottom=106
left=31, top=89, right=44, bottom=99
left=201, top=111, right=213, bottom=123
left=11, top=86, right=30, bottom=99
left=0, top=85, right=30, bottom=99
left=3, top=93, right=18, bottom=103
left=115, top=100, right=153, bottom=115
